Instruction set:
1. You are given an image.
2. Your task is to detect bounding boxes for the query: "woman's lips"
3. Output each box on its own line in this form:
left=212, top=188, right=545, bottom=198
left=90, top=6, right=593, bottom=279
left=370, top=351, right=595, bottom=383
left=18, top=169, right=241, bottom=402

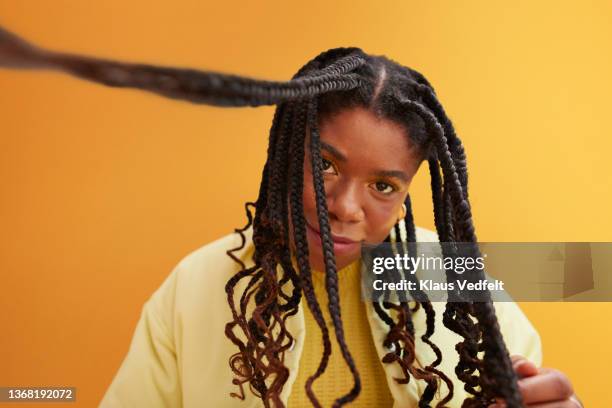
left=305, top=221, right=360, bottom=254
left=330, top=234, right=357, bottom=244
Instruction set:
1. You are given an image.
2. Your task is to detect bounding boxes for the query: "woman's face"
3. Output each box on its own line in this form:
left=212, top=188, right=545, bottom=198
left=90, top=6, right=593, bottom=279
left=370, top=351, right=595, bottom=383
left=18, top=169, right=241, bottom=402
left=291, top=106, right=423, bottom=273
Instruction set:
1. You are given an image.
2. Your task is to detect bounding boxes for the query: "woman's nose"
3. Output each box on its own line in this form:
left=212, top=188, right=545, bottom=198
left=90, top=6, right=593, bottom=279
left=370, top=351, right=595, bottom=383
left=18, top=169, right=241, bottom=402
left=327, top=181, right=365, bottom=223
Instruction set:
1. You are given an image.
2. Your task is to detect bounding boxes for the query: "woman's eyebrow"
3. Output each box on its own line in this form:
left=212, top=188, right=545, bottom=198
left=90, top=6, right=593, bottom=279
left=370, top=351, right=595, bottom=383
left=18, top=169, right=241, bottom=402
left=373, top=169, right=410, bottom=183
left=320, top=140, right=347, bottom=162
left=320, top=140, right=410, bottom=183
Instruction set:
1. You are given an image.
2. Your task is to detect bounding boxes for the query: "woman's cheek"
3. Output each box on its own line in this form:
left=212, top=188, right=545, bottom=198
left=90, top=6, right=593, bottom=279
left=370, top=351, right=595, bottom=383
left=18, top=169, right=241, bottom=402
left=365, top=206, right=398, bottom=243
left=290, top=177, right=315, bottom=240
left=301, top=178, right=318, bottom=220
left=302, top=168, right=331, bottom=220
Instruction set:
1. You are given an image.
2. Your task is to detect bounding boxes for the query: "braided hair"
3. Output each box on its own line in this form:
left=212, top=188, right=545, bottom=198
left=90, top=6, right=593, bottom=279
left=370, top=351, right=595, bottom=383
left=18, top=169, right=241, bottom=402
left=0, top=25, right=523, bottom=407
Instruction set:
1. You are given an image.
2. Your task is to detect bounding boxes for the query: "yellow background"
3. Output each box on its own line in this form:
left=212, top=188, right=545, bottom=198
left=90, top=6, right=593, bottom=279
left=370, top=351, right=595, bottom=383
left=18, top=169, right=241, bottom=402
left=1, top=1, right=610, bottom=406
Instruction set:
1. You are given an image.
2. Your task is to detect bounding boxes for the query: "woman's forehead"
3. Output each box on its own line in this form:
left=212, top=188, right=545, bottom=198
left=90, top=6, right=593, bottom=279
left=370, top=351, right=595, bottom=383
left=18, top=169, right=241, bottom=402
left=316, top=107, right=420, bottom=172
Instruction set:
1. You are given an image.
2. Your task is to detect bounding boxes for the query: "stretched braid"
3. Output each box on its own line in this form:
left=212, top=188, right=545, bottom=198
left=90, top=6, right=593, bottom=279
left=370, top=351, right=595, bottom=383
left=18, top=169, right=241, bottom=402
left=0, top=25, right=366, bottom=108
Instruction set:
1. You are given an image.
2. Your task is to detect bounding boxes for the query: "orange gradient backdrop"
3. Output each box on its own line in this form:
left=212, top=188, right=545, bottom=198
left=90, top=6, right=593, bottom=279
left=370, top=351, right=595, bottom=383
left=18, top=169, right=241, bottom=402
left=1, top=1, right=610, bottom=406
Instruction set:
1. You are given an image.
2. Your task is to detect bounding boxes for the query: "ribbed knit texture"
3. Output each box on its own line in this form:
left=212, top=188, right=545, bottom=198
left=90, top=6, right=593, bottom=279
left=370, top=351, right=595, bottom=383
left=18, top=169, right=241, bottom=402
left=287, top=259, right=394, bottom=407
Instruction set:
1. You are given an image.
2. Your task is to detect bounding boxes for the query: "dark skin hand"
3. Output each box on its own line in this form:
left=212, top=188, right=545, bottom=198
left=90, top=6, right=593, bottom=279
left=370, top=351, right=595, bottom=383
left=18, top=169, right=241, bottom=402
left=488, top=355, right=583, bottom=408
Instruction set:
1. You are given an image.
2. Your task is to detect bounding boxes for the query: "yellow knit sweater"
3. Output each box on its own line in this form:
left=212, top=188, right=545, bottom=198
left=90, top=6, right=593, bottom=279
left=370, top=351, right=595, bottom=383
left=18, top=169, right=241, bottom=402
left=287, top=259, right=394, bottom=407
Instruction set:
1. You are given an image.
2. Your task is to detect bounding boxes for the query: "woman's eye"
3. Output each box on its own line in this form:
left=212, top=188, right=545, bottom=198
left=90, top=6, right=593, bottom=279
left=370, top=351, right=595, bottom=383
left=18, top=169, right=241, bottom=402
left=321, top=158, right=336, bottom=174
left=374, top=181, right=395, bottom=195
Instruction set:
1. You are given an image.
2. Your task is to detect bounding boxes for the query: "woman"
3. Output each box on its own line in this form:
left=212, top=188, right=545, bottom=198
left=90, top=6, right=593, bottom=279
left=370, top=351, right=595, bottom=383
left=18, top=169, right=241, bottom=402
left=0, top=26, right=582, bottom=407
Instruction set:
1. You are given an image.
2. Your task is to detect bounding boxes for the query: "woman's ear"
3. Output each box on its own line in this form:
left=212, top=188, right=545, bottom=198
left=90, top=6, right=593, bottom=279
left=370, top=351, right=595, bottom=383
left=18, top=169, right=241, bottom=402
left=398, top=202, right=407, bottom=222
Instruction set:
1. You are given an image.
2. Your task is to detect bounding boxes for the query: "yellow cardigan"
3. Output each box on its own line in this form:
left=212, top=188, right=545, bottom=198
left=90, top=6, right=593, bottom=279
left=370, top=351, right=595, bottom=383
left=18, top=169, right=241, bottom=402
left=99, top=225, right=542, bottom=407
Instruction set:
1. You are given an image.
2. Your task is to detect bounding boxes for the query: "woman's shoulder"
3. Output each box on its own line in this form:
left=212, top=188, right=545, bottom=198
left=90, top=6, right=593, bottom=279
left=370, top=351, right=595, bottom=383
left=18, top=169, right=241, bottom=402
left=141, top=226, right=255, bottom=326
left=143, top=227, right=257, bottom=346
left=169, top=226, right=257, bottom=300
left=181, top=225, right=255, bottom=269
